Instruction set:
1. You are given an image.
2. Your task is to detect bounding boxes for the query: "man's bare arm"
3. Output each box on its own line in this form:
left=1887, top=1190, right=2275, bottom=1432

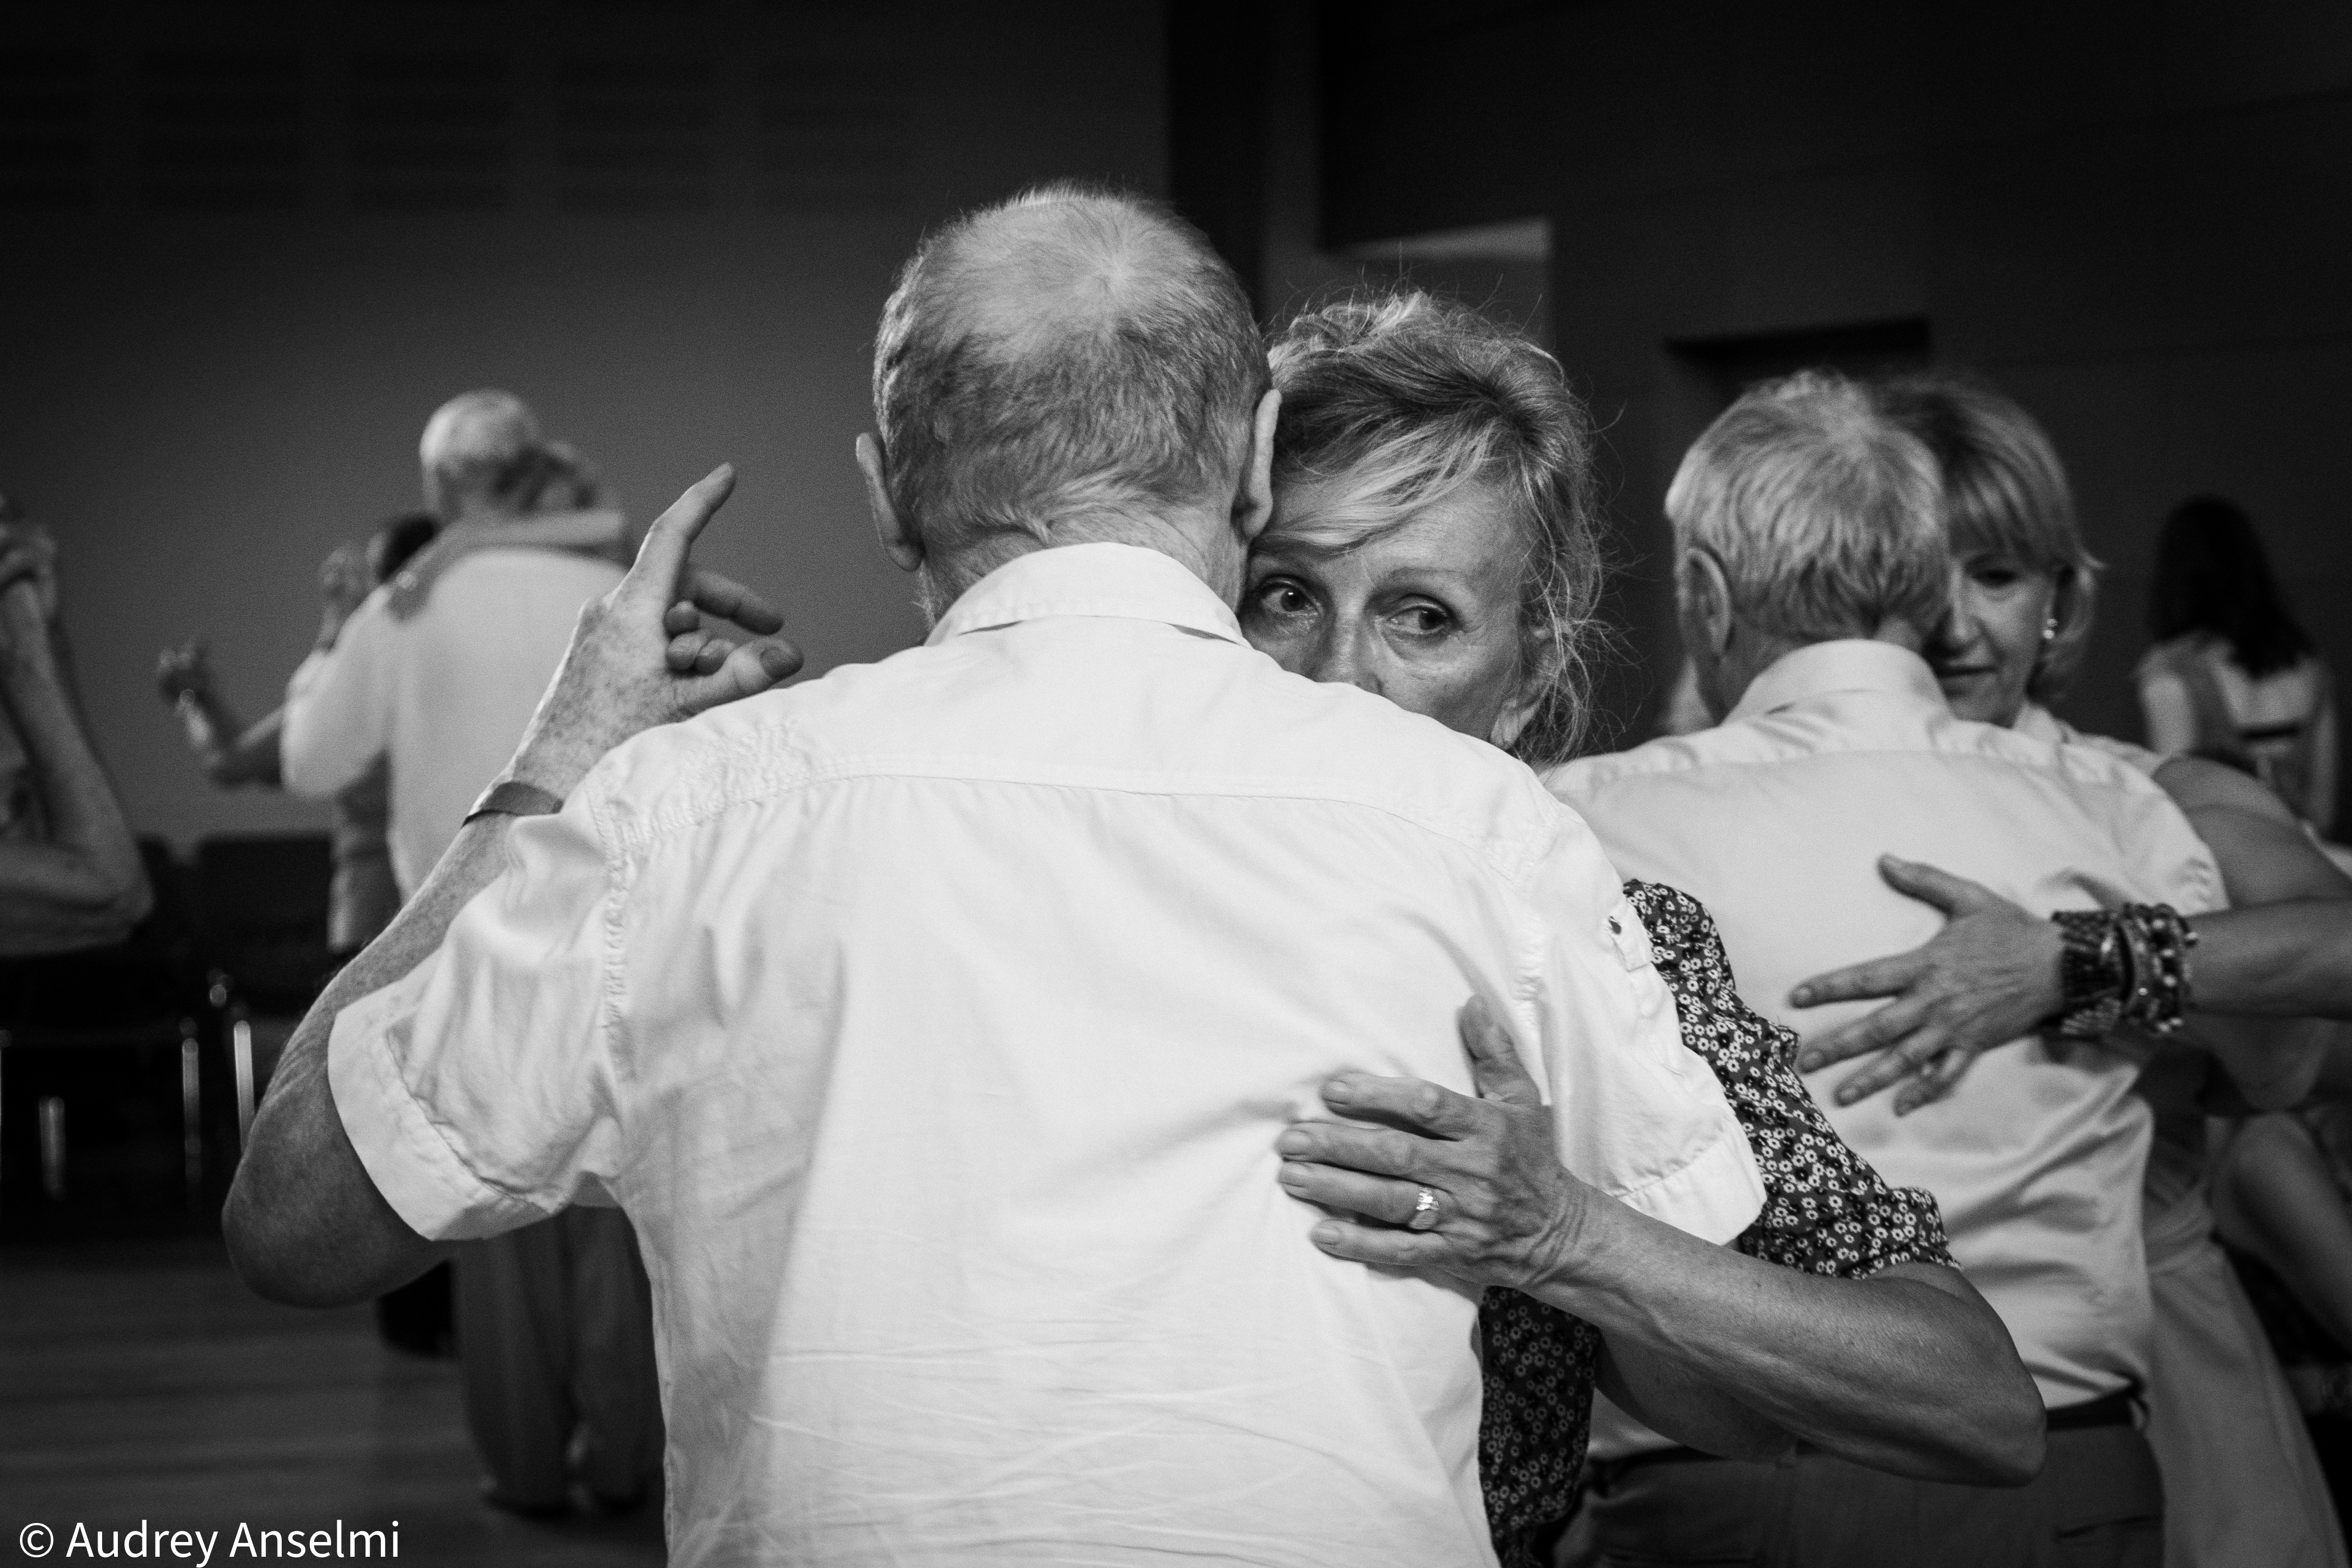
left=226, top=466, right=802, bottom=1306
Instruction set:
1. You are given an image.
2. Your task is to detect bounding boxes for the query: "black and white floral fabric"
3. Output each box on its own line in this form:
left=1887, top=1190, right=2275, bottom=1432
left=1479, top=880, right=1956, bottom=1563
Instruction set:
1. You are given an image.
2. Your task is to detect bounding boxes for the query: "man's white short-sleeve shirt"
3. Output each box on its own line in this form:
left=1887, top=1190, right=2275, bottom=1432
left=1549, top=641, right=2225, bottom=1411
left=330, top=543, right=1761, bottom=1567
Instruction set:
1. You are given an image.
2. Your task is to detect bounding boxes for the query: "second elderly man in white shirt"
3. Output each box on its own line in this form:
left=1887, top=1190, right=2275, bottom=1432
left=1549, top=372, right=2287, bottom=1568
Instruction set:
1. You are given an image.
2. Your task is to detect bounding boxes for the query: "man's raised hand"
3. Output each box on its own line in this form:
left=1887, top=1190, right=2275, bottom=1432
left=506, top=465, right=801, bottom=800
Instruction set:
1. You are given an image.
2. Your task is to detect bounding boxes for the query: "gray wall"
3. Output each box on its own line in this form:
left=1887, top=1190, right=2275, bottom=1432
left=1, top=1, right=1166, bottom=847
left=1318, top=0, right=2352, bottom=820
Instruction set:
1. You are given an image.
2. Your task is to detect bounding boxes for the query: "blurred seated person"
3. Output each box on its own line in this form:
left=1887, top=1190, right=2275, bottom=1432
left=2140, top=496, right=2339, bottom=836
left=0, top=505, right=150, bottom=958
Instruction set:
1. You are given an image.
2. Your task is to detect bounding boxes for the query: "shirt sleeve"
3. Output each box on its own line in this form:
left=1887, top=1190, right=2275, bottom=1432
left=2112, top=769, right=2231, bottom=917
left=281, top=596, right=393, bottom=799
left=1509, top=804, right=1765, bottom=1246
left=1625, top=879, right=1954, bottom=1276
left=327, top=795, right=623, bottom=1240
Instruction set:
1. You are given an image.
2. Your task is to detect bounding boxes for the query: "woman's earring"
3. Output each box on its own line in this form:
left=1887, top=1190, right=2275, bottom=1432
left=2042, top=616, right=2059, bottom=644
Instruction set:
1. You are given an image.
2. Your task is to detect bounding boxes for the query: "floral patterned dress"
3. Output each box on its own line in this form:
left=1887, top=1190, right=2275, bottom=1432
left=1477, top=880, right=1956, bottom=1564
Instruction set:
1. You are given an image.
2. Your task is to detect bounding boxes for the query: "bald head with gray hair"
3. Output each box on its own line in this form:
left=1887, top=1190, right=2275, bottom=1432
left=865, top=183, right=1271, bottom=618
left=418, top=389, right=542, bottom=519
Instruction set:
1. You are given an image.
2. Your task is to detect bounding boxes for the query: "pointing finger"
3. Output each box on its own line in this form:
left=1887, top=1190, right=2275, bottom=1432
left=625, top=464, right=736, bottom=605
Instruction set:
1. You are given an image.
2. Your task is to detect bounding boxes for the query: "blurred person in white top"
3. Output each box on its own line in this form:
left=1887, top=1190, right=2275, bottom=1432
left=1548, top=371, right=2310, bottom=1568
left=222, top=187, right=1793, bottom=1567
left=278, top=392, right=662, bottom=1516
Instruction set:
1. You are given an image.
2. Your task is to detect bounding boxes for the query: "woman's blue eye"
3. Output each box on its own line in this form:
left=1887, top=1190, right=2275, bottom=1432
left=1394, top=605, right=1451, bottom=636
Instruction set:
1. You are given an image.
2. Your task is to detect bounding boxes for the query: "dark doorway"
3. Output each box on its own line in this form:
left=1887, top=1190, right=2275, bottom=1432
left=1670, top=316, right=1933, bottom=406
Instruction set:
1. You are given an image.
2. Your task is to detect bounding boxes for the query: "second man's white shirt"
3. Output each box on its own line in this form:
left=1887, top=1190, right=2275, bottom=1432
left=1552, top=640, right=2225, bottom=1416
left=329, top=542, right=1762, bottom=1568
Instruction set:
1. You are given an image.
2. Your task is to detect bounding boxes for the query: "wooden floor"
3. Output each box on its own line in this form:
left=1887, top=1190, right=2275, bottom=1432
left=0, top=1238, right=664, bottom=1565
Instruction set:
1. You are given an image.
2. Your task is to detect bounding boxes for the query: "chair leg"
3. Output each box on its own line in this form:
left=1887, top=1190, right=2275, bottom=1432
left=38, top=1096, right=65, bottom=1199
left=180, top=1018, right=202, bottom=1212
left=231, top=1010, right=256, bottom=1152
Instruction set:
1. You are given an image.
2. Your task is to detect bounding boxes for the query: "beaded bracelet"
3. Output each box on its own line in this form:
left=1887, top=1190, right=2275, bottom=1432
left=2120, top=902, right=2197, bottom=1036
left=2052, top=910, right=2126, bottom=1039
left=2049, top=903, right=2196, bottom=1039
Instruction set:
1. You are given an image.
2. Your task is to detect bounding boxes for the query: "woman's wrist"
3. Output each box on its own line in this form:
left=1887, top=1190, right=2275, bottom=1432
left=2050, top=904, right=2195, bottom=1038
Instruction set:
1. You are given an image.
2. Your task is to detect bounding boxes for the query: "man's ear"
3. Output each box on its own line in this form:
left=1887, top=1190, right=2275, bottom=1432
left=1230, top=388, right=1282, bottom=544
left=1677, top=547, right=1735, bottom=656
left=857, top=434, right=921, bottom=574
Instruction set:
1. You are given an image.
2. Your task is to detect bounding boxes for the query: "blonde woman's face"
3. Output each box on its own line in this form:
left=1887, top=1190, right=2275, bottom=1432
left=1243, top=477, right=1534, bottom=746
left=1931, top=546, right=2060, bottom=727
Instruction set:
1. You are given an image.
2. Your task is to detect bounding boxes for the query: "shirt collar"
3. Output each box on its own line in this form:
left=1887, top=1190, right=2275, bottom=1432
left=1726, top=639, right=1949, bottom=723
left=2012, top=702, right=2069, bottom=745
left=924, top=542, right=1247, bottom=648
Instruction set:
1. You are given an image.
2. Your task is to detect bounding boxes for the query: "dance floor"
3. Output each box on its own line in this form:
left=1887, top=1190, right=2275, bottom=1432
left=0, top=1239, right=664, bottom=1565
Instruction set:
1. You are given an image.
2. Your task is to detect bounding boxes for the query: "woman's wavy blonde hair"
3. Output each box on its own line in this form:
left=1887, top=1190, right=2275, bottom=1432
left=1264, top=289, right=1604, bottom=765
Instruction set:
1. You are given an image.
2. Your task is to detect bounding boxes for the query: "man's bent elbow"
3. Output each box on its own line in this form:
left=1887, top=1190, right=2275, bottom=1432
left=222, top=1171, right=370, bottom=1309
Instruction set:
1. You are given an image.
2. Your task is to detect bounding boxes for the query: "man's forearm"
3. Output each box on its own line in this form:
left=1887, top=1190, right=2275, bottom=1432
left=1537, top=1198, right=2043, bottom=1484
left=225, top=815, right=515, bottom=1304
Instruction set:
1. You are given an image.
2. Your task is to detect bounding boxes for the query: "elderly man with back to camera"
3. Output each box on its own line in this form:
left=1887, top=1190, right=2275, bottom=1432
left=226, top=190, right=2044, bottom=1566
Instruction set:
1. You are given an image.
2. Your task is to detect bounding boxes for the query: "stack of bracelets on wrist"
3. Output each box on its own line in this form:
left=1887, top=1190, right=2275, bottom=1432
left=2051, top=903, right=2197, bottom=1038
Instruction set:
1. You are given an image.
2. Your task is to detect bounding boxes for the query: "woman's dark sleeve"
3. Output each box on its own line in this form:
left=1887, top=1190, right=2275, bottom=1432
left=1479, top=879, right=1958, bottom=1563
left=1623, top=878, right=1954, bottom=1275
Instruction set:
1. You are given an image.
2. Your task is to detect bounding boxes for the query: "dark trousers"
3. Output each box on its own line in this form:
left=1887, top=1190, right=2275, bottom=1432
left=1562, top=1426, right=2163, bottom=1568
left=453, top=1206, right=664, bottom=1509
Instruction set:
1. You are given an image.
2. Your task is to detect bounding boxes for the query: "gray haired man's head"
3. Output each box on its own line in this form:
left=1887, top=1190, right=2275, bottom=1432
left=860, top=184, right=1273, bottom=619
left=1668, top=370, right=1949, bottom=718
left=418, top=389, right=542, bottom=520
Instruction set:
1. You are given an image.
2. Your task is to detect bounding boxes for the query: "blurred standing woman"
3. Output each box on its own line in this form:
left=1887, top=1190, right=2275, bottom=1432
left=2140, top=496, right=2338, bottom=835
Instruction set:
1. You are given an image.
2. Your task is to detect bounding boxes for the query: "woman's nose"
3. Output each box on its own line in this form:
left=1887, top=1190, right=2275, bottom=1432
left=1314, top=623, right=1385, bottom=697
